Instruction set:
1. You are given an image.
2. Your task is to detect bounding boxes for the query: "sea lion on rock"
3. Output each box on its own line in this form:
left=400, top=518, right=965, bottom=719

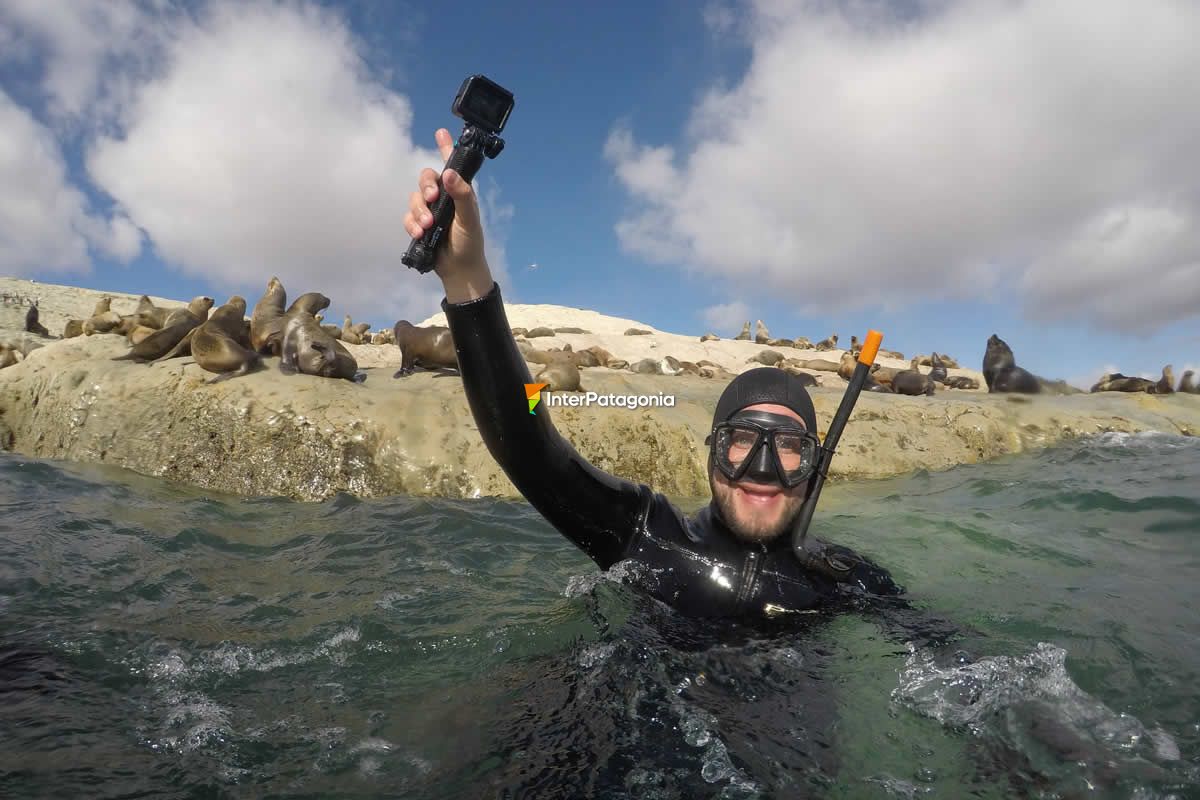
left=624, top=328, right=652, bottom=336
left=631, top=358, right=662, bottom=375
left=92, top=296, right=112, bottom=317
left=250, top=277, right=288, bottom=354
left=700, top=332, right=720, bottom=342
left=63, top=319, right=84, bottom=338
left=0, top=344, right=19, bottom=369
left=113, top=298, right=211, bottom=363
left=891, top=369, right=936, bottom=396
left=392, top=320, right=457, bottom=376
left=778, top=368, right=819, bottom=388
left=943, top=375, right=980, bottom=390
left=340, top=315, right=363, bottom=345
left=1089, top=373, right=1156, bottom=393
left=766, top=338, right=793, bottom=348
left=814, top=334, right=838, bottom=352
left=755, top=320, right=770, bottom=344
left=792, top=336, right=813, bottom=349
left=554, top=326, right=590, bottom=335
left=281, top=312, right=363, bottom=381
left=929, top=353, right=948, bottom=384
left=1179, top=370, right=1196, bottom=393
left=797, top=358, right=840, bottom=372
left=747, top=350, right=785, bottom=366
left=188, top=297, right=263, bottom=383
left=839, top=353, right=892, bottom=391
left=584, top=345, right=615, bottom=366
left=83, top=311, right=122, bottom=335
left=536, top=360, right=582, bottom=392
left=526, top=327, right=556, bottom=338
left=24, top=305, right=49, bottom=336
left=735, top=322, right=751, bottom=341
left=1150, top=365, right=1175, bottom=394
left=982, top=334, right=1041, bottom=394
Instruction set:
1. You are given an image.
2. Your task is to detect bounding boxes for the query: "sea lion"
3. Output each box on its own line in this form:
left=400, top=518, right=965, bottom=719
left=1089, top=373, right=1156, bottom=393
left=929, top=353, right=948, bottom=384
left=792, top=336, right=813, bottom=350
left=92, top=296, right=112, bottom=317
left=24, top=304, right=49, bottom=336
left=250, top=277, right=288, bottom=354
left=63, top=319, right=84, bottom=338
left=112, top=299, right=211, bottom=363
left=837, top=352, right=858, bottom=381
left=352, top=322, right=371, bottom=338
left=392, top=320, right=457, bottom=376
left=869, top=365, right=903, bottom=387
left=891, top=369, right=936, bottom=396
left=127, top=325, right=157, bottom=346
left=527, top=327, right=556, bottom=338
left=766, top=338, right=793, bottom=348
left=631, top=358, right=662, bottom=375
left=778, top=368, right=819, bottom=388
left=624, top=328, right=652, bottom=336
left=735, top=322, right=751, bottom=341
left=982, top=334, right=1041, bottom=394
left=796, top=358, right=840, bottom=372
left=814, top=334, right=838, bottom=352
left=943, top=375, right=980, bottom=390
left=747, top=350, right=785, bottom=366
left=535, top=360, right=582, bottom=392
left=0, top=344, right=19, bottom=369
left=280, top=312, right=363, bottom=382
left=1180, top=370, right=1196, bottom=393
left=83, top=311, right=122, bottom=335
left=340, top=315, right=363, bottom=345
left=849, top=335, right=861, bottom=354
left=755, top=320, right=770, bottom=344
left=1149, top=365, right=1175, bottom=394
left=181, top=297, right=261, bottom=383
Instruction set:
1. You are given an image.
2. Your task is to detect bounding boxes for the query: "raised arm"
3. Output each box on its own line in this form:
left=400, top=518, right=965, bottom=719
left=404, top=129, right=650, bottom=568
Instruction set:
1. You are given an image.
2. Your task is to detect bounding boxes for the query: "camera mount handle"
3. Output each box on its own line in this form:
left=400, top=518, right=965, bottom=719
left=402, top=124, right=505, bottom=274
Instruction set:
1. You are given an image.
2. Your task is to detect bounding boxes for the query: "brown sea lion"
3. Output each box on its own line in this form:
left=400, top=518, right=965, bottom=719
left=536, top=360, right=582, bottom=392
left=755, top=320, right=770, bottom=344
left=797, top=358, right=840, bottom=372
left=250, top=277, right=288, bottom=354
left=631, top=358, right=662, bottom=375
left=189, top=297, right=263, bottom=383
left=1149, top=365, right=1175, bottom=394
left=814, top=334, right=838, bottom=351
left=127, top=325, right=157, bottom=346
left=792, top=336, right=813, bottom=350
left=527, top=326, right=556, bottom=338
left=747, top=350, right=785, bottom=366
left=879, top=349, right=905, bottom=360
left=351, top=322, right=371, bottom=338
left=891, top=369, right=936, bottom=396
left=869, top=365, right=903, bottom=387
left=1089, top=373, right=1156, bottom=393
left=982, top=334, right=1041, bottom=394
left=63, top=319, right=84, bottom=338
left=0, top=344, right=19, bottom=369
left=849, top=335, right=861, bottom=354
left=113, top=299, right=211, bottom=363
left=943, top=375, right=980, bottom=390
left=837, top=352, right=858, bottom=381
left=92, top=296, right=112, bottom=317
left=929, top=353, right=948, bottom=384
left=1180, top=370, right=1196, bottom=393
left=280, top=312, right=363, bottom=382
left=584, top=345, right=615, bottom=366
left=24, top=304, right=50, bottom=336
left=83, top=311, right=122, bottom=335
left=777, top=368, right=820, bottom=388
left=339, top=315, right=363, bottom=345
left=734, top=322, right=751, bottom=341
left=392, top=320, right=457, bottom=377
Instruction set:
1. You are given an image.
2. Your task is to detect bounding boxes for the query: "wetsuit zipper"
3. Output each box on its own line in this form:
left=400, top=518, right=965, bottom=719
left=734, top=548, right=764, bottom=611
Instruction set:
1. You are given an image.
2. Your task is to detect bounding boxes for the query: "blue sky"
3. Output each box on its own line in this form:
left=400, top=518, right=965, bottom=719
left=2, top=0, right=1198, bottom=388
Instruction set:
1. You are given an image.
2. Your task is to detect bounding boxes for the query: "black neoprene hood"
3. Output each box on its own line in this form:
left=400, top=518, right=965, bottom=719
left=711, top=367, right=819, bottom=436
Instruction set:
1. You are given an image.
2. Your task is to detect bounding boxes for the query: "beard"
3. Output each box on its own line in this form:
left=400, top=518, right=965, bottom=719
left=710, top=472, right=807, bottom=545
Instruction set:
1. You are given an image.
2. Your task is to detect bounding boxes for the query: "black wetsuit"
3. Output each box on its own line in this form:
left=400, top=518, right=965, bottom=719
left=443, top=283, right=904, bottom=620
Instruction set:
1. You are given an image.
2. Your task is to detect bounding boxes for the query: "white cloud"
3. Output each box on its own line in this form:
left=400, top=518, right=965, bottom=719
left=0, top=89, right=141, bottom=274
left=81, top=0, right=497, bottom=324
left=605, top=0, right=1200, bottom=333
left=700, top=300, right=750, bottom=335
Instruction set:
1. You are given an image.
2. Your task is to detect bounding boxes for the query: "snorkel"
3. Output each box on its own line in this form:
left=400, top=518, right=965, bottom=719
left=791, top=330, right=883, bottom=564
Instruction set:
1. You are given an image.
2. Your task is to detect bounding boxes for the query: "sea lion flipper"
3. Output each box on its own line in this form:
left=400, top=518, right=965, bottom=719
left=353, top=371, right=367, bottom=383
left=153, top=328, right=195, bottom=363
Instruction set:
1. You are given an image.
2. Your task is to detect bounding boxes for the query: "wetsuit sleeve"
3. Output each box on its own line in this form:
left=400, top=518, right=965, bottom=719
left=441, top=282, right=651, bottom=569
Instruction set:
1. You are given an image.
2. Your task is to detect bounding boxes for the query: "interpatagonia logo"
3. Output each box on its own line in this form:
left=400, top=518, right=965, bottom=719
left=525, top=382, right=549, bottom=415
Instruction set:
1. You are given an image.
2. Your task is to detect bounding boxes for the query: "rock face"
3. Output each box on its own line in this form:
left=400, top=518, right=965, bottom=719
left=2, top=333, right=1198, bottom=502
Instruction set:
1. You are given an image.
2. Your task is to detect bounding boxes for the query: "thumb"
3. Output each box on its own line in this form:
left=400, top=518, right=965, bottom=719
left=443, top=169, right=480, bottom=229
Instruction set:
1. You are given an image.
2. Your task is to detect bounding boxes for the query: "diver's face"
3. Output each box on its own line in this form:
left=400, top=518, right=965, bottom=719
left=709, top=403, right=809, bottom=545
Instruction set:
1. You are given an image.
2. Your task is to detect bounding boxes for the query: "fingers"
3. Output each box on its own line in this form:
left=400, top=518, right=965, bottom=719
left=436, top=128, right=453, bottom=162
left=442, top=169, right=479, bottom=229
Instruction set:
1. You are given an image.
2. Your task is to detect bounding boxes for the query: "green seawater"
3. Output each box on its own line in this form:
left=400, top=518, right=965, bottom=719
left=1, top=431, right=1197, bottom=798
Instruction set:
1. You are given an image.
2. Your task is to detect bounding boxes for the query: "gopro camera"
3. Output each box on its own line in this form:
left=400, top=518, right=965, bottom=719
left=452, top=74, right=513, bottom=135
left=403, top=75, right=515, bottom=273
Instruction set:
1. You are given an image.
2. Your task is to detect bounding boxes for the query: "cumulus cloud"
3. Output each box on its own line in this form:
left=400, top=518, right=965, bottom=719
left=81, top=0, right=499, bottom=323
left=0, top=89, right=141, bottom=275
left=605, top=0, right=1200, bottom=334
left=700, top=300, right=750, bottom=334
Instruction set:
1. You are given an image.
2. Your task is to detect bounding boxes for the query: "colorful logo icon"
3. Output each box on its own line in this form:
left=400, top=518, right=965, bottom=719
left=525, top=383, right=549, bottom=415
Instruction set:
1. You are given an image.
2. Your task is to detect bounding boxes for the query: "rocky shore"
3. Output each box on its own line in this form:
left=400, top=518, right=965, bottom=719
left=2, top=277, right=1198, bottom=501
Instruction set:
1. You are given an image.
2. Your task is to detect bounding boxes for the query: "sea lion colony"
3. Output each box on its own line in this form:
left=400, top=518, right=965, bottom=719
left=5, top=293, right=1196, bottom=396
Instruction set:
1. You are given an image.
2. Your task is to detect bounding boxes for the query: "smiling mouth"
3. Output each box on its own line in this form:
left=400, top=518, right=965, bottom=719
left=736, top=485, right=781, bottom=505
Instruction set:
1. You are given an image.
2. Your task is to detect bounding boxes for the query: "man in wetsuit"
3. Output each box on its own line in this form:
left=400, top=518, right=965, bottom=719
left=402, top=129, right=902, bottom=621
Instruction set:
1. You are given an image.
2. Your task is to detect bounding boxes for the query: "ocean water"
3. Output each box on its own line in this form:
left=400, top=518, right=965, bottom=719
left=1, top=432, right=1197, bottom=799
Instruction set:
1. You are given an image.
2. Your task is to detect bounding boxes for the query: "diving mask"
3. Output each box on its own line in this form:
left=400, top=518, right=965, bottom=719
left=705, top=410, right=820, bottom=488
